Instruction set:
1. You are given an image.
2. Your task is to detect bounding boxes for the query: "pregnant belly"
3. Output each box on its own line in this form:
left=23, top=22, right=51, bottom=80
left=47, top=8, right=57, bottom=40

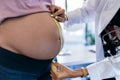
left=0, top=13, right=64, bottom=59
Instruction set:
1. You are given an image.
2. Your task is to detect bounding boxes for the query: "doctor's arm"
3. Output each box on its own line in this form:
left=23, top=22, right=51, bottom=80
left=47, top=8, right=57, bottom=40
left=64, top=0, right=99, bottom=27
left=51, top=58, right=115, bottom=80
left=50, top=62, right=88, bottom=80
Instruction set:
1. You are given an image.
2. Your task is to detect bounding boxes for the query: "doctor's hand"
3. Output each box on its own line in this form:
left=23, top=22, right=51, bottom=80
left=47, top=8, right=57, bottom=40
left=49, top=5, right=67, bottom=22
left=50, top=62, right=74, bottom=80
left=50, top=62, right=88, bottom=80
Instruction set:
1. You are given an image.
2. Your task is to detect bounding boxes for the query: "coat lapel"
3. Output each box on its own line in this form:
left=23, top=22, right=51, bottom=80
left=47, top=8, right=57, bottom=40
left=98, top=0, right=120, bottom=35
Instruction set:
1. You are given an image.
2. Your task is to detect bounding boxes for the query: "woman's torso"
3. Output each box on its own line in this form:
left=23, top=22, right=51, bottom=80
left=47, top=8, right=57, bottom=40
left=0, top=0, right=64, bottom=60
left=0, top=12, right=63, bottom=60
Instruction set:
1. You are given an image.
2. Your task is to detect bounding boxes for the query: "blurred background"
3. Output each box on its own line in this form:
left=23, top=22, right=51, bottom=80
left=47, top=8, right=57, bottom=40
left=54, top=0, right=96, bottom=80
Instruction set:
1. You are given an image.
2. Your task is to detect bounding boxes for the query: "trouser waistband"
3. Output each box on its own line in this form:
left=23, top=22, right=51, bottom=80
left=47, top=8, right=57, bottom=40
left=0, top=47, right=53, bottom=73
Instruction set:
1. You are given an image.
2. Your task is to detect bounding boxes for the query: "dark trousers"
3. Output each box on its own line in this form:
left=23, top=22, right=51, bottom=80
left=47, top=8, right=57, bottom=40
left=0, top=47, right=52, bottom=80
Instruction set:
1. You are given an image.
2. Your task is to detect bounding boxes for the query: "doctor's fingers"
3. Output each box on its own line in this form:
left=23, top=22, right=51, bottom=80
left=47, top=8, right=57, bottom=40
left=54, top=62, right=71, bottom=71
left=51, top=62, right=59, bottom=76
left=50, top=71, right=62, bottom=80
left=51, top=74, right=63, bottom=80
left=54, top=16, right=65, bottom=22
left=53, top=8, right=65, bottom=17
left=52, top=62, right=66, bottom=69
left=50, top=7, right=65, bottom=18
left=49, top=5, right=61, bottom=13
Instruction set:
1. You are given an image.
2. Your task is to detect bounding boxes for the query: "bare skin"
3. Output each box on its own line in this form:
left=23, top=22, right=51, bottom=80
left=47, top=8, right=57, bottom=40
left=0, top=12, right=63, bottom=60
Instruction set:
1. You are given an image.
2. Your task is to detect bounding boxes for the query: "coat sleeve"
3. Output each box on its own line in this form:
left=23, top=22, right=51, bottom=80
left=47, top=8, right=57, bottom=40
left=86, top=58, right=116, bottom=80
left=64, top=0, right=99, bottom=28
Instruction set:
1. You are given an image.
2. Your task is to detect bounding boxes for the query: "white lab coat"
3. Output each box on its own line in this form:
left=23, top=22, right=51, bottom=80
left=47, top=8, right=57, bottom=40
left=65, top=0, right=120, bottom=80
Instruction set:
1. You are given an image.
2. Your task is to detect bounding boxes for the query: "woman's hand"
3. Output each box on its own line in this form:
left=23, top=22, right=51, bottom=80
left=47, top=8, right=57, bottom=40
left=49, top=5, right=67, bottom=22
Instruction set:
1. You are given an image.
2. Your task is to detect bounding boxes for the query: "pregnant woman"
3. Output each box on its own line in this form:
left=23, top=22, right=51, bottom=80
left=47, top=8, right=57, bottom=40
left=0, top=0, right=65, bottom=80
